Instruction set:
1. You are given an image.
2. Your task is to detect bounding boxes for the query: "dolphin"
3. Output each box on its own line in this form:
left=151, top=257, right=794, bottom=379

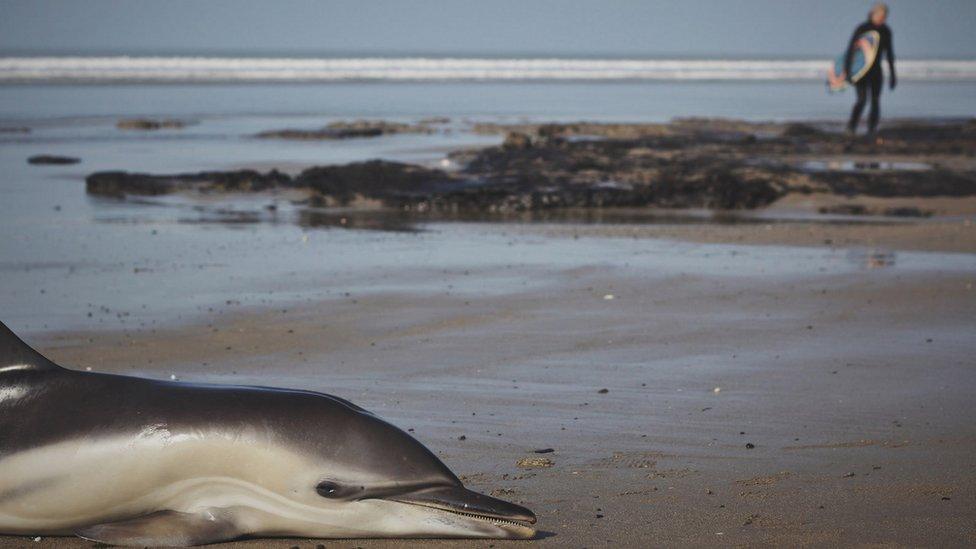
left=0, top=321, right=536, bottom=546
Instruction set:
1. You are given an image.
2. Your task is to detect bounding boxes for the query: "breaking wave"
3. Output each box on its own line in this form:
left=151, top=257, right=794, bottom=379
left=2, top=56, right=975, bottom=83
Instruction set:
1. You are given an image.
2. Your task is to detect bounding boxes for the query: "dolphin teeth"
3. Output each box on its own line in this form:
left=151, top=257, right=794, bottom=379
left=439, top=509, right=531, bottom=527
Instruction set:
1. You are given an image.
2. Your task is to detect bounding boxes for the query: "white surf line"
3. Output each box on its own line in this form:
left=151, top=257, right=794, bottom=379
left=1, top=57, right=974, bottom=82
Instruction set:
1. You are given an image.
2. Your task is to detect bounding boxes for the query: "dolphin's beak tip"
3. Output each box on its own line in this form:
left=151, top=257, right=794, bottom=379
left=511, top=504, right=537, bottom=524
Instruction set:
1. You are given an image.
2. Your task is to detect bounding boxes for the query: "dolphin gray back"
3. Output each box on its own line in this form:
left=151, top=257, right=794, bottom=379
left=0, top=320, right=461, bottom=491
left=0, top=321, right=62, bottom=372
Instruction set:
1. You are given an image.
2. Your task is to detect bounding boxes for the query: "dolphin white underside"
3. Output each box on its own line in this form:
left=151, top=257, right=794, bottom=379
left=0, top=433, right=525, bottom=541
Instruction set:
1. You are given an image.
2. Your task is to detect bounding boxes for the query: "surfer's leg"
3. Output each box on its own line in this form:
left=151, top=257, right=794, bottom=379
left=867, top=75, right=882, bottom=134
left=848, top=81, right=868, bottom=133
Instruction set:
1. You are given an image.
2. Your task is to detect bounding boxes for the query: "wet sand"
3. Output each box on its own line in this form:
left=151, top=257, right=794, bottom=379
left=512, top=214, right=976, bottom=253
left=4, top=226, right=975, bottom=548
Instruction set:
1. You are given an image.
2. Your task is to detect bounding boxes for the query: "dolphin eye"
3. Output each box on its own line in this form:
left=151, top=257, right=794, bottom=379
left=316, top=481, right=342, bottom=498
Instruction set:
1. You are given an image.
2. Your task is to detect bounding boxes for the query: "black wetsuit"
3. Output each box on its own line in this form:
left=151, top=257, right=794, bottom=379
left=845, top=21, right=895, bottom=134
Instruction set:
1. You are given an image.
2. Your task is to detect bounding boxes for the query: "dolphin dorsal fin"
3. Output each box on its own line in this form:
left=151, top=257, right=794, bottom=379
left=0, top=321, right=62, bottom=372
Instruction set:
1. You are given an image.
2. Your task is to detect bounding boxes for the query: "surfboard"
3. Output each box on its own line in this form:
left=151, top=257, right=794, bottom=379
left=827, top=30, right=880, bottom=92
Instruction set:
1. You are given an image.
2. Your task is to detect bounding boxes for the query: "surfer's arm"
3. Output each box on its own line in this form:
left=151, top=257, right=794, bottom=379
left=886, top=31, right=896, bottom=89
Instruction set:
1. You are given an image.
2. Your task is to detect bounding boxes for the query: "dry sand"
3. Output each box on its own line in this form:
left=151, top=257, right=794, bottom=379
left=4, top=225, right=975, bottom=548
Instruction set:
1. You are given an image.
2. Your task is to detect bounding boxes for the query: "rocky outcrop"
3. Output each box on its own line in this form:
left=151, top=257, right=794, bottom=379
left=819, top=204, right=933, bottom=217
left=256, top=120, right=434, bottom=140
left=501, top=132, right=534, bottom=150
left=28, top=155, right=80, bottom=165
left=458, top=119, right=976, bottom=204
left=255, top=128, right=382, bottom=140
left=86, top=169, right=291, bottom=198
left=817, top=169, right=976, bottom=198
left=87, top=118, right=976, bottom=212
left=117, top=119, right=186, bottom=131
left=295, top=161, right=454, bottom=205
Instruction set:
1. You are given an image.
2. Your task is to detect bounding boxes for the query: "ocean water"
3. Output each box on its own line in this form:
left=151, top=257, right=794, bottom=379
left=2, top=80, right=976, bottom=124
left=1, top=74, right=974, bottom=335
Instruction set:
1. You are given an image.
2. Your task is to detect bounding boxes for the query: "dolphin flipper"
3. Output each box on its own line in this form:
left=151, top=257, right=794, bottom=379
left=75, top=509, right=242, bottom=547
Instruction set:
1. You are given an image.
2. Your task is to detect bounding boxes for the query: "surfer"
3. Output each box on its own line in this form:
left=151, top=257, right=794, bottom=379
left=845, top=2, right=896, bottom=135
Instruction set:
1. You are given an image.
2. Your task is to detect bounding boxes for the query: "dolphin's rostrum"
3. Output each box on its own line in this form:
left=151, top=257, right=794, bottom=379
left=0, top=321, right=536, bottom=546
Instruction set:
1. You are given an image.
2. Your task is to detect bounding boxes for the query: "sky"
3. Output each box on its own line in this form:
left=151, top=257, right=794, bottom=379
left=1, top=0, right=974, bottom=59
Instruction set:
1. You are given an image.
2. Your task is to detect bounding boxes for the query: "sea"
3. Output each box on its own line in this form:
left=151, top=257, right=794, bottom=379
left=1, top=55, right=974, bottom=334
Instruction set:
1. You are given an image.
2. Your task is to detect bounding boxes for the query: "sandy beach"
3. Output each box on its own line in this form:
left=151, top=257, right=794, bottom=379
left=2, top=217, right=974, bottom=547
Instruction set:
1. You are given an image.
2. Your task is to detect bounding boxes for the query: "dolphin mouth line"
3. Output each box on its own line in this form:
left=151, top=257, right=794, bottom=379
left=399, top=500, right=536, bottom=528
left=440, top=508, right=532, bottom=527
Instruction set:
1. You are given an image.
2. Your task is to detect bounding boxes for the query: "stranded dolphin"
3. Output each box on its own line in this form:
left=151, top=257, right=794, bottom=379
left=0, top=321, right=536, bottom=546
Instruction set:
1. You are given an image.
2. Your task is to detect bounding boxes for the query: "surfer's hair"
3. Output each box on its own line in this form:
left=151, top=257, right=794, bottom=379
left=869, top=2, right=889, bottom=17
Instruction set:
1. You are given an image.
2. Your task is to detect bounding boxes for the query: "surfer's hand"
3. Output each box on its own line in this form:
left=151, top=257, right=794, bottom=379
left=889, top=75, right=897, bottom=90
